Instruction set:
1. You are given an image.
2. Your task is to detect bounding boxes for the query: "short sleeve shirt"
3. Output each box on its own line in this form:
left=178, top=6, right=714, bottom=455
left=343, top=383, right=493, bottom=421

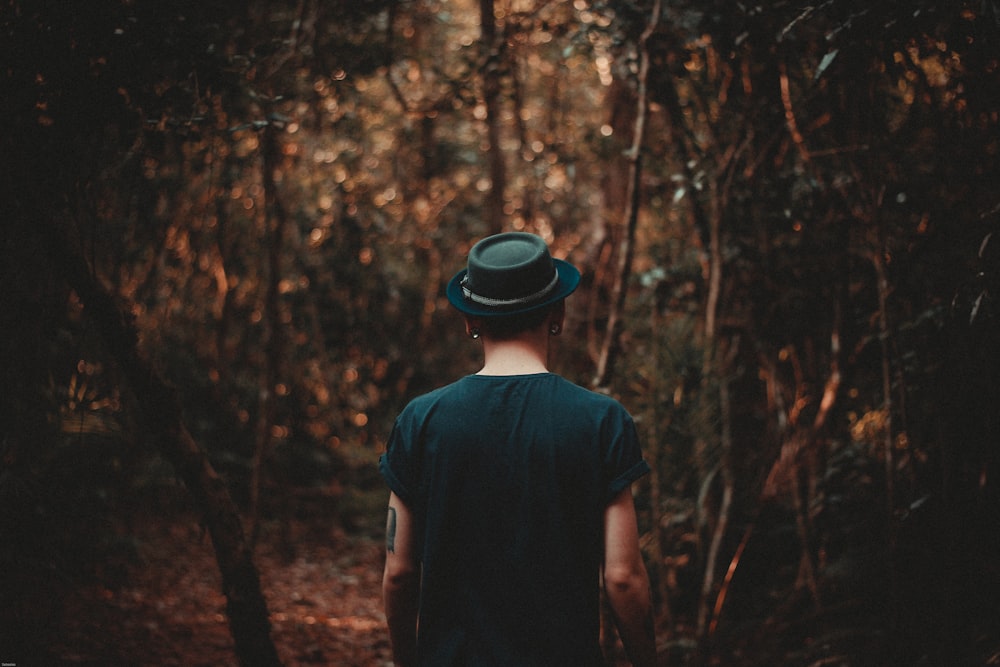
left=380, top=373, right=650, bottom=666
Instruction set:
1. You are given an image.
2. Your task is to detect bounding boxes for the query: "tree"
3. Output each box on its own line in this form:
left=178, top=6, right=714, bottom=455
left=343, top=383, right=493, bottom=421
left=602, top=0, right=1000, bottom=663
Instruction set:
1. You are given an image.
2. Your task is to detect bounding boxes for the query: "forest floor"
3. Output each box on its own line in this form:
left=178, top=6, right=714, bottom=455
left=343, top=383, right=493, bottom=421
left=50, top=514, right=392, bottom=666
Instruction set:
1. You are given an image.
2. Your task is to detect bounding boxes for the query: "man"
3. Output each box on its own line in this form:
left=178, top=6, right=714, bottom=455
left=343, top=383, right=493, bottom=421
left=380, top=232, right=657, bottom=666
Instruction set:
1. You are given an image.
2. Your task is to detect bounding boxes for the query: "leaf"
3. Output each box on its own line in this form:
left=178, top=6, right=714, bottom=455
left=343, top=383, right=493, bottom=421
left=815, top=49, right=839, bottom=81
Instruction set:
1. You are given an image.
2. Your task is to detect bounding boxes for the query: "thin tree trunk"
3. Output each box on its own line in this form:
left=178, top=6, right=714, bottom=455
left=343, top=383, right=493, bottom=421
left=790, top=462, right=821, bottom=603
left=703, top=178, right=722, bottom=342
left=872, top=247, right=898, bottom=633
left=698, top=479, right=733, bottom=640
left=480, top=0, right=506, bottom=235
left=872, top=251, right=895, bottom=526
left=508, top=47, right=535, bottom=227
left=214, top=166, right=236, bottom=382
left=696, top=336, right=737, bottom=641
left=249, top=118, right=291, bottom=547
left=593, top=0, right=661, bottom=390
left=646, top=327, right=673, bottom=630
left=48, top=217, right=282, bottom=667
left=708, top=522, right=753, bottom=637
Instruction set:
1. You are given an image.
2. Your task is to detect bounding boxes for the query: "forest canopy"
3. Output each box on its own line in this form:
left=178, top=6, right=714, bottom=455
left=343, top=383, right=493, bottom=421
left=2, top=0, right=999, bottom=665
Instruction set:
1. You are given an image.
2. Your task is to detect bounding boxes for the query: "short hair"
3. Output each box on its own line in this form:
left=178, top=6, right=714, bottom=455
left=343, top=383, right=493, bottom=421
left=478, top=301, right=562, bottom=341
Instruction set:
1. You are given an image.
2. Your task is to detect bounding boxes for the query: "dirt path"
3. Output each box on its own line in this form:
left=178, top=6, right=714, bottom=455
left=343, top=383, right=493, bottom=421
left=52, top=518, right=392, bottom=666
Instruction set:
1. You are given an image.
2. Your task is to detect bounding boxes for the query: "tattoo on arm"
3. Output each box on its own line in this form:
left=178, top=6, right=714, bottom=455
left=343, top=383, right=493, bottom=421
left=386, top=506, right=397, bottom=553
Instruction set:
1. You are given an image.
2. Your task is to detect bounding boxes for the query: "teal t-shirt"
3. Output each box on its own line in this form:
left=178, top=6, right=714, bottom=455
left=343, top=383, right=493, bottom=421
left=380, top=373, right=650, bottom=666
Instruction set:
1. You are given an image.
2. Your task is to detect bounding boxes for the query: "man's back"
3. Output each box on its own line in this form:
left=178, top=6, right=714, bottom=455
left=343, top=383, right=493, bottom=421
left=381, top=373, right=649, bottom=666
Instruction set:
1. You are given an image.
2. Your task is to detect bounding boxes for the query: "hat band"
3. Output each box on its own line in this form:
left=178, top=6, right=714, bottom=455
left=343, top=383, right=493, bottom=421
left=461, top=271, right=560, bottom=308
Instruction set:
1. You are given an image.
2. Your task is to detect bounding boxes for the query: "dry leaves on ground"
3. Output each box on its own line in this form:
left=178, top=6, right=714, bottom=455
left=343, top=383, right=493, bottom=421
left=53, top=517, right=392, bottom=666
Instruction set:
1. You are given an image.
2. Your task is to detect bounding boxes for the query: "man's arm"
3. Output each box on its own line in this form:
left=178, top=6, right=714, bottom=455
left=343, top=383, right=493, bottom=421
left=603, top=487, right=657, bottom=667
left=382, top=491, right=420, bottom=667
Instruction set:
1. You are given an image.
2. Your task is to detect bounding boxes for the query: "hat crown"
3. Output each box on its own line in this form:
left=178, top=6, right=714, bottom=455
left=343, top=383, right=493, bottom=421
left=446, top=231, right=580, bottom=316
left=464, top=233, right=555, bottom=303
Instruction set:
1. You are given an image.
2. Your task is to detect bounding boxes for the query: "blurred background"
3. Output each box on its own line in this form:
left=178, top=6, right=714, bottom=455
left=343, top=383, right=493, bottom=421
left=2, top=0, right=999, bottom=664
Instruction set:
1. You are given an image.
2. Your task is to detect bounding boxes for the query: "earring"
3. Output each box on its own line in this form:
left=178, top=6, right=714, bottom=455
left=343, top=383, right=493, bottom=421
left=549, top=323, right=561, bottom=336
left=470, top=327, right=481, bottom=340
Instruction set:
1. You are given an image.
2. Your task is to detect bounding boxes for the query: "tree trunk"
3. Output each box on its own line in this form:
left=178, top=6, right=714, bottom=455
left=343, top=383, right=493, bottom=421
left=592, top=0, right=661, bottom=390
left=249, top=117, right=291, bottom=548
left=479, top=0, right=506, bottom=235
left=48, top=217, right=283, bottom=667
left=696, top=335, right=736, bottom=642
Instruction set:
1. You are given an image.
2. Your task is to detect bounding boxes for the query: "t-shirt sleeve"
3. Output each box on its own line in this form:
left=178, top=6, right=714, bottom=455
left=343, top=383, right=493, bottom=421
left=603, top=407, right=651, bottom=503
left=379, top=416, right=419, bottom=506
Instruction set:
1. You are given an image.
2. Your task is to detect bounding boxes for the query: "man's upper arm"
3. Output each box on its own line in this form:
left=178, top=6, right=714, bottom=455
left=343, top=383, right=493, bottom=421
left=382, top=492, right=420, bottom=667
left=603, top=487, right=643, bottom=574
left=385, top=491, right=419, bottom=575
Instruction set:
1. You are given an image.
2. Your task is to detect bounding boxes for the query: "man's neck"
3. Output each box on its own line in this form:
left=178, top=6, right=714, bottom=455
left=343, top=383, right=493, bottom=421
left=477, top=332, right=550, bottom=376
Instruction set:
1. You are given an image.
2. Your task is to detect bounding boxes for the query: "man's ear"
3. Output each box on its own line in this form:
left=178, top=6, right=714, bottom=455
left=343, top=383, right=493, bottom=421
left=549, top=301, right=566, bottom=328
left=465, top=317, right=483, bottom=339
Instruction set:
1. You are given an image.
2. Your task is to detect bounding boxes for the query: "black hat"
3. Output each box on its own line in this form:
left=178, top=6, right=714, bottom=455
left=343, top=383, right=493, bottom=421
left=446, top=232, right=580, bottom=317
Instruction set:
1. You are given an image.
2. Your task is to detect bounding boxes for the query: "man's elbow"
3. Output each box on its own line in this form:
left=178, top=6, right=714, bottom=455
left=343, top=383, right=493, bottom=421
left=604, top=561, right=649, bottom=596
left=383, top=560, right=419, bottom=594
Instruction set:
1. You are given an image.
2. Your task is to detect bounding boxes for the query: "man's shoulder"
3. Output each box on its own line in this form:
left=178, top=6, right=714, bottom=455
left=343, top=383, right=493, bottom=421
left=397, top=376, right=470, bottom=415
left=551, top=375, right=630, bottom=411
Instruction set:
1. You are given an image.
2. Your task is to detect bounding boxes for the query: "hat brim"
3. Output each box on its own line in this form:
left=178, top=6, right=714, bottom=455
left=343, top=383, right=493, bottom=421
left=446, top=258, right=581, bottom=317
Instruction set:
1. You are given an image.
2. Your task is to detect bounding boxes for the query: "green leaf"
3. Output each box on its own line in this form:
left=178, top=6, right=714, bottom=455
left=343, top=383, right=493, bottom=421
left=815, top=49, right=839, bottom=81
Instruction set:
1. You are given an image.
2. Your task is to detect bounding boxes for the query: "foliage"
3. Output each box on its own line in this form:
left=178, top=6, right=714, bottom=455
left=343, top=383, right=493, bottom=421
left=3, top=0, right=1000, bottom=664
